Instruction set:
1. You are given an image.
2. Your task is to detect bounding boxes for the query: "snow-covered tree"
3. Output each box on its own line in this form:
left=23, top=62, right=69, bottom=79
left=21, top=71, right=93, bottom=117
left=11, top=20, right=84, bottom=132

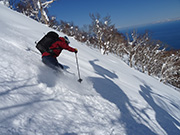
left=59, top=20, right=72, bottom=36
left=89, top=13, right=125, bottom=55
left=109, top=30, right=126, bottom=56
left=1, top=0, right=18, bottom=8
left=16, top=0, right=37, bottom=18
left=125, top=30, right=150, bottom=67
left=160, top=50, right=180, bottom=88
left=16, top=0, right=55, bottom=25
left=37, top=0, right=55, bottom=25
left=144, top=43, right=161, bottom=75
left=89, top=13, right=103, bottom=51
left=49, top=15, right=59, bottom=29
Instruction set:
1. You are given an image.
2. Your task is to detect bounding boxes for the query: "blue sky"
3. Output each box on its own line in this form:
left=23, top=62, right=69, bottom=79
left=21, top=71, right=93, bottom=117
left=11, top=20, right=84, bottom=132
left=48, top=0, right=180, bottom=29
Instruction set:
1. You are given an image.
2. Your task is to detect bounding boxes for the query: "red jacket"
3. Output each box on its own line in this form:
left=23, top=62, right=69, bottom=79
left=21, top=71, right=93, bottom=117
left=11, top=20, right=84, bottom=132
left=42, top=37, right=76, bottom=58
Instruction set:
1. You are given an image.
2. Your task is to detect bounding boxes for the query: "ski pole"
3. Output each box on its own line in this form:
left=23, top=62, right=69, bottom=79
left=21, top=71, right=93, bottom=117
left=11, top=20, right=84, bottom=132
left=75, top=53, right=83, bottom=83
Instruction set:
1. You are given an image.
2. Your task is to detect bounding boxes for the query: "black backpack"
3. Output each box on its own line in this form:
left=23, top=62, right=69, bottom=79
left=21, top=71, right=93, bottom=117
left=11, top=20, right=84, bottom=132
left=36, top=31, right=59, bottom=54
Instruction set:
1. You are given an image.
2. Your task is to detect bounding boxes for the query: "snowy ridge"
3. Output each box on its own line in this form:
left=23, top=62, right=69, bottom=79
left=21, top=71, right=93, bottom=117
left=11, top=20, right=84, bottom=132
left=0, top=4, right=180, bottom=135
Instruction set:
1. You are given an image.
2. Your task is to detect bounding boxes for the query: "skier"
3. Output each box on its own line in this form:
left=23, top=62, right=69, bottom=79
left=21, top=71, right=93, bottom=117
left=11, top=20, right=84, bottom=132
left=42, top=36, right=78, bottom=70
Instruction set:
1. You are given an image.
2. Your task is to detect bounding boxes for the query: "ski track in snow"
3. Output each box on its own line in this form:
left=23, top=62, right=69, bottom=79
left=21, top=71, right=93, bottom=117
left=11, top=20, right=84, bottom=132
left=0, top=4, right=180, bottom=135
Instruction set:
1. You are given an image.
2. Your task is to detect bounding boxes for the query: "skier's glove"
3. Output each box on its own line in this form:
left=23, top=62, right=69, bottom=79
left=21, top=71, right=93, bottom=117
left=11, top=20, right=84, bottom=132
left=74, top=48, right=78, bottom=53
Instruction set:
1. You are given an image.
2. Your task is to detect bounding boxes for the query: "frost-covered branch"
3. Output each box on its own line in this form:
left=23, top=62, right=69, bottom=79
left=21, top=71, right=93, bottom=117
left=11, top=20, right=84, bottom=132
left=41, top=0, right=54, bottom=8
left=37, top=0, right=55, bottom=25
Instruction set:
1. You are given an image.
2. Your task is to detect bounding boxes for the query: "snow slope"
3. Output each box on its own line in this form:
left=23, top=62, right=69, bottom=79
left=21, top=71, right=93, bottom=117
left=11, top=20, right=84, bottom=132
left=0, top=4, right=180, bottom=135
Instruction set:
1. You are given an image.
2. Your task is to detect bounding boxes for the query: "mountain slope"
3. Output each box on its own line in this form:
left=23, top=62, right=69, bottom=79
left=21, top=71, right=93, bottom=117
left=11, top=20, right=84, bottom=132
left=0, top=4, right=180, bottom=135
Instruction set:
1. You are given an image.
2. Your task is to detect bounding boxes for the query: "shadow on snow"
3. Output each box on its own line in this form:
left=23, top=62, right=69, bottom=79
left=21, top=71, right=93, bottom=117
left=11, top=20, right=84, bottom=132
left=139, top=84, right=180, bottom=135
left=88, top=59, right=156, bottom=135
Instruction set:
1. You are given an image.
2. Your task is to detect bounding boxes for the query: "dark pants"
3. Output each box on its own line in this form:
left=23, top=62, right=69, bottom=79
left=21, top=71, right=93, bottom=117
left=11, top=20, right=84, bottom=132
left=42, top=56, right=64, bottom=70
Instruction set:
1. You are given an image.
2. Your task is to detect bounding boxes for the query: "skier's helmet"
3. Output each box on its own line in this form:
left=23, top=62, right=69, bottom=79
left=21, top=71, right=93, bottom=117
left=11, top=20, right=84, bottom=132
left=63, top=36, right=70, bottom=44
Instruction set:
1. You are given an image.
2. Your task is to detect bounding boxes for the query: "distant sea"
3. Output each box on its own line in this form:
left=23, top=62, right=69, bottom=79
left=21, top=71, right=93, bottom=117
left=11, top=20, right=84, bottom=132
left=119, top=20, right=180, bottom=50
